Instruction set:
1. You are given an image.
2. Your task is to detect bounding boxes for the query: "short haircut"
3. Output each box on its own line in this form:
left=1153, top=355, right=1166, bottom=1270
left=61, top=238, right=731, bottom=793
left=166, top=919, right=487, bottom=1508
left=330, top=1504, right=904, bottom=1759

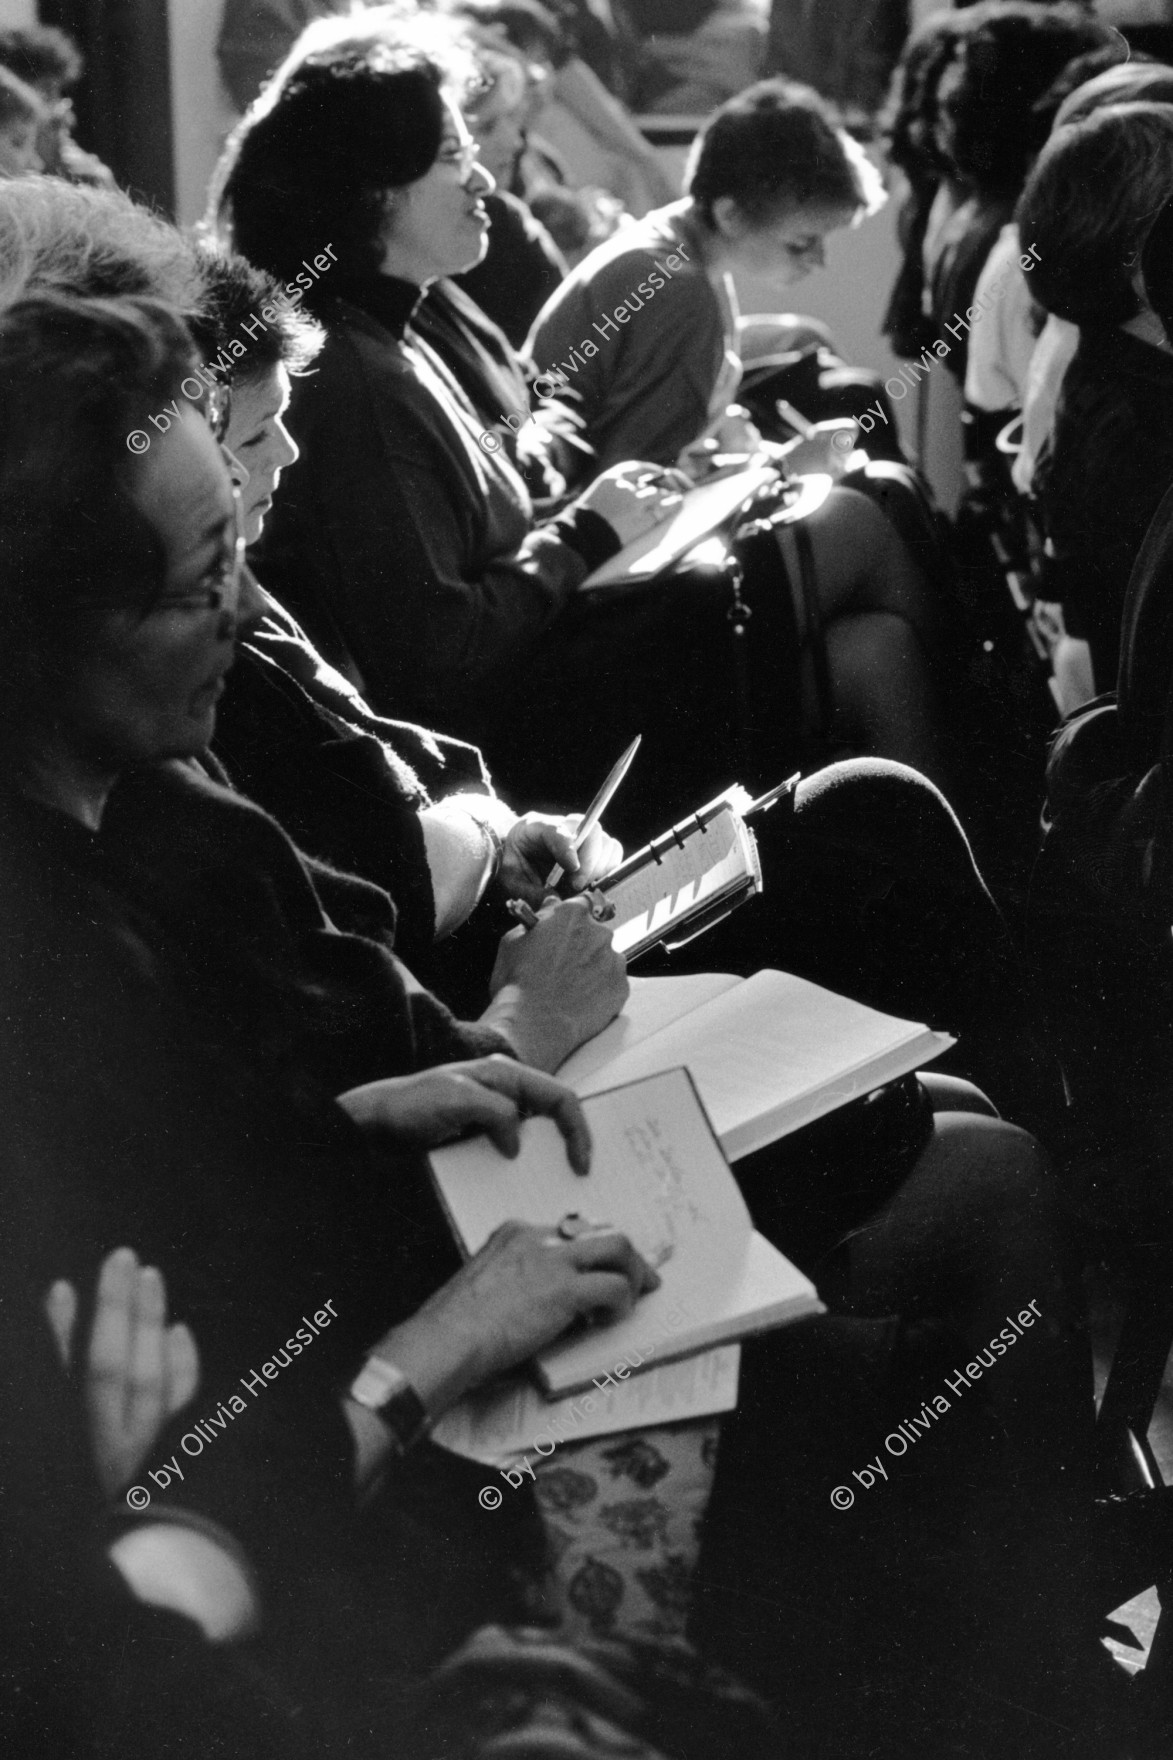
left=935, top=1, right=1114, bottom=194
left=0, top=64, right=47, bottom=134
left=0, top=293, right=199, bottom=742
left=1017, top=102, right=1173, bottom=326
left=0, top=179, right=203, bottom=314
left=0, top=24, right=82, bottom=92
left=686, top=78, right=884, bottom=229
left=213, top=40, right=458, bottom=294
left=189, top=244, right=325, bottom=383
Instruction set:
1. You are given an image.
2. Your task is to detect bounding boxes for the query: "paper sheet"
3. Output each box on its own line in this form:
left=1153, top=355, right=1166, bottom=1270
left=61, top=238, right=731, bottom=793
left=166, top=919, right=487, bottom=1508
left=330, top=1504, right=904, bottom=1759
left=432, top=1345, right=741, bottom=1467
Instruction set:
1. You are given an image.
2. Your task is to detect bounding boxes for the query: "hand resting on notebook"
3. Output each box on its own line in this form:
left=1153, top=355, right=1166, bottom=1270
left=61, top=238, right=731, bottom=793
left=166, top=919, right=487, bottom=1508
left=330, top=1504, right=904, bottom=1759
left=362, top=1220, right=661, bottom=1421
left=337, top=1055, right=593, bottom=1174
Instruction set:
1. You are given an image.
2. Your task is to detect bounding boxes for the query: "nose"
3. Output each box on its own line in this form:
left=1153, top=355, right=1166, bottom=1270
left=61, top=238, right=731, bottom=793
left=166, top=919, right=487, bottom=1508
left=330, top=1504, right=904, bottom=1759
left=221, top=443, right=249, bottom=490
left=808, top=240, right=825, bottom=270
left=466, top=157, right=495, bottom=199
left=275, top=421, right=298, bottom=470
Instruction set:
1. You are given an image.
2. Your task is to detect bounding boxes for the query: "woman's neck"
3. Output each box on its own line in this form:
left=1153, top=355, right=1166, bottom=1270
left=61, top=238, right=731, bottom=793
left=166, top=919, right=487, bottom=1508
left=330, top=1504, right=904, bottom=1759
left=14, top=734, right=117, bottom=831
left=1121, top=307, right=1172, bottom=353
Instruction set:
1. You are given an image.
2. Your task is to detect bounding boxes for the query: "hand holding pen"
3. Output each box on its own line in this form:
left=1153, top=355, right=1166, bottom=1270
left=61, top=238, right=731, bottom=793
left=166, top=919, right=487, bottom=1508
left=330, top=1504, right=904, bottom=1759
left=544, top=735, right=641, bottom=890
left=506, top=893, right=616, bottom=930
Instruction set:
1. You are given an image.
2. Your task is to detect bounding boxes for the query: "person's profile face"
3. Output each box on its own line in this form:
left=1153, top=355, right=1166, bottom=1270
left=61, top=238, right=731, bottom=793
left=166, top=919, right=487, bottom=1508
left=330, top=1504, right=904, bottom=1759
left=382, top=96, right=494, bottom=283
left=469, top=81, right=526, bottom=188
left=733, top=200, right=856, bottom=288
left=222, top=364, right=298, bottom=546
left=57, top=411, right=244, bottom=771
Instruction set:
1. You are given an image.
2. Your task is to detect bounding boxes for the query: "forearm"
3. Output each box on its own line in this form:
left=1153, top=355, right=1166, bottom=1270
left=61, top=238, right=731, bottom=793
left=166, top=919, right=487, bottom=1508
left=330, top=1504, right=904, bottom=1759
left=342, top=1310, right=480, bottom=1494
left=420, top=795, right=519, bottom=938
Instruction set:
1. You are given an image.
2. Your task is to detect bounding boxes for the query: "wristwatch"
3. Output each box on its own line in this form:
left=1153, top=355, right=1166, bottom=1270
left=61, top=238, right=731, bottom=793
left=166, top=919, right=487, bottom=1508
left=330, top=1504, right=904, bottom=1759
left=347, top=1355, right=431, bottom=1456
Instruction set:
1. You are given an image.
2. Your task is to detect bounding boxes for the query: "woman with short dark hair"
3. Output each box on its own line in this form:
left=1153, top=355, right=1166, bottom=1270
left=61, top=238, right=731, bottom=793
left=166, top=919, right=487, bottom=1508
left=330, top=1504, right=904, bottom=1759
left=216, top=47, right=950, bottom=799
left=532, top=76, right=883, bottom=475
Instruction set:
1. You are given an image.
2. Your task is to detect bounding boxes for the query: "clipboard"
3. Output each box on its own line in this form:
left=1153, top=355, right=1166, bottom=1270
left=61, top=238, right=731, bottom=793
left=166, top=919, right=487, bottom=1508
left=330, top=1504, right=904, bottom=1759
left=597, top=780, right=797, bottom=962
left=581, top=465, right=780, bottom=589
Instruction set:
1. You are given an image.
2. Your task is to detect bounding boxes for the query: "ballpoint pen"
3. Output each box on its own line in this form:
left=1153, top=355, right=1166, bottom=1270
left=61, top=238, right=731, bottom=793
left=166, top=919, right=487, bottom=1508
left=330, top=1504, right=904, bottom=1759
left=544, top=734, right=642, bottom=889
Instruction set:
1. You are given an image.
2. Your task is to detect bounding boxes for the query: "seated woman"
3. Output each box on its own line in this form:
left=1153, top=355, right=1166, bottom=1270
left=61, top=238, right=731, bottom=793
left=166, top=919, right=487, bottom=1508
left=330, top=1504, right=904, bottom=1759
left=1021, top=100, right=1173, bottom=690
left=216, top=34, right=950, bottom=811
left=0, top=289, right=1113, bottom=1757
left=920, top=3, right=1111, bottom=387
left=450, top=38, right=570, bottom=348
left=0, top=175, right=1031, bottom=1112
left=529, top=77, right=885, bottom=475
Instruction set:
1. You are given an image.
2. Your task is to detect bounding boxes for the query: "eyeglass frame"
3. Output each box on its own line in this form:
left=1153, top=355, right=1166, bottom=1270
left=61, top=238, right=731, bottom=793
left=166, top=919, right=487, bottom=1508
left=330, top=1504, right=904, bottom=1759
left=435, top=137, right=483, bottom=179
left=141, top=485, right=247, bottom=618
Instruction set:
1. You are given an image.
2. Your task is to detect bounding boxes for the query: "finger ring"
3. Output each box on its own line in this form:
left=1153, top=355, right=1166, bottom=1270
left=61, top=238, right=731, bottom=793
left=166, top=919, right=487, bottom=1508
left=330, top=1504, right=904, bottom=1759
left=589, top=899, right=617, bottom=923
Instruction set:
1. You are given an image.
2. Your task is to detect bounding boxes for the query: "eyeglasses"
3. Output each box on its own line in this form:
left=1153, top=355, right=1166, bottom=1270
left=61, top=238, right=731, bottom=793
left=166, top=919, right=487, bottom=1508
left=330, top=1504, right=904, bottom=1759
left=206, top=380, right=232, bottom=445
left=147, top=487, right=246, bottom=616
left=436, top=138, right=481, bottom=178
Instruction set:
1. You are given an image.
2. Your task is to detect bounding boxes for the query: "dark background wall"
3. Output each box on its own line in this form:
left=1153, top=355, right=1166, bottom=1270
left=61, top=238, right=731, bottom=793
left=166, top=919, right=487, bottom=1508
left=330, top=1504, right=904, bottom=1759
left=41, top=0, right=175, bottom=212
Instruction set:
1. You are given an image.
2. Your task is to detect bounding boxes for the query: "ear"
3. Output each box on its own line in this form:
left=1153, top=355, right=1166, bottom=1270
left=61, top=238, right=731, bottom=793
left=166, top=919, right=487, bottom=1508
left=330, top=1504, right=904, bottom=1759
left=709, top=194, right=748, bottom=242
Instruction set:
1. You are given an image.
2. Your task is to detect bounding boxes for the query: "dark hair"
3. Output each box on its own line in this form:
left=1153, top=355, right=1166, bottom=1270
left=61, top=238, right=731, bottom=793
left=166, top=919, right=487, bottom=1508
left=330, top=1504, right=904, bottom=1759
left=934, top=1, right=1114, bottom=194
left=0, top=25, right=82, bottom=92
left=190, top=244, right=325, bottom=383
left=881, top=12, right=973, bottom=184
left=214, top=45, right=450, bottom=296
left=1036, top=42, right=1147, bottom=122
left=1017, top=102, right=1173, bottom=326
left=0, top=292, right=198, bottom=736
left=687, top=78, right=878, bottom=229
left=1142, top=187, right=1173, bottom=345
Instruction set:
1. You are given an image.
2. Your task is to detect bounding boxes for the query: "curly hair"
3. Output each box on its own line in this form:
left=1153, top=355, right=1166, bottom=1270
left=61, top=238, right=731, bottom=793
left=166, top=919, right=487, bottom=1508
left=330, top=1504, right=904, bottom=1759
left=881, top=10, right=973, bottom=185
left=0, top=293, right=200, bottom=742
left=212, top=41, right=461, bottom=297
left=1017, top=102, right=1173, bottom=326
left=687, top=77, right=886, bottom=230
left=0, top=178, right=203, bottom=314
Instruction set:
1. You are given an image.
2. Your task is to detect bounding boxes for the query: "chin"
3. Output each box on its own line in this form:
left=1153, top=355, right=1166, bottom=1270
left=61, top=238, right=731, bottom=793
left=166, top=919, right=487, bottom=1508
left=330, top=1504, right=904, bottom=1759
left=455, top=226, right=490, bottom=275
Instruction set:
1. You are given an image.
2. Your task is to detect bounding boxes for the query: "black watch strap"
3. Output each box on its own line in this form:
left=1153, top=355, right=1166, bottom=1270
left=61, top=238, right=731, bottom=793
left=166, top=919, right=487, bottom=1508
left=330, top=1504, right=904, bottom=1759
left=347, top=1356, right=431, bottom=1456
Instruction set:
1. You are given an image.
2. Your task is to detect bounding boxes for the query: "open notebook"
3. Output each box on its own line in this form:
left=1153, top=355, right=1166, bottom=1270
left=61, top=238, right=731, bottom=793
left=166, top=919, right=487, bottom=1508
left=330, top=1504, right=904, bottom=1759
left=558, top=970, right=955, bottom=1163
left=430, top=1066, right=822, bottom=1400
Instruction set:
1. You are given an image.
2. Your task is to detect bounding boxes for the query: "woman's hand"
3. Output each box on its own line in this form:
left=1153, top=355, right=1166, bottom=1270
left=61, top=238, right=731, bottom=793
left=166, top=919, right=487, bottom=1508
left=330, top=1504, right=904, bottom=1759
left=774, top=418, right=859, bottom=480
left=573, top=461, right=690, bottom=548
left=484, top=895, right=629, bottom=1071
left=371, top=1220, right=661, bottom=1415
left=44, top=1247, right=199, bottom=1499
left=499, top=812, right=623, bottom=904
left=689, top=405, right=764, bottom=465
left=336, top=1054, right=592, bottom=1174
